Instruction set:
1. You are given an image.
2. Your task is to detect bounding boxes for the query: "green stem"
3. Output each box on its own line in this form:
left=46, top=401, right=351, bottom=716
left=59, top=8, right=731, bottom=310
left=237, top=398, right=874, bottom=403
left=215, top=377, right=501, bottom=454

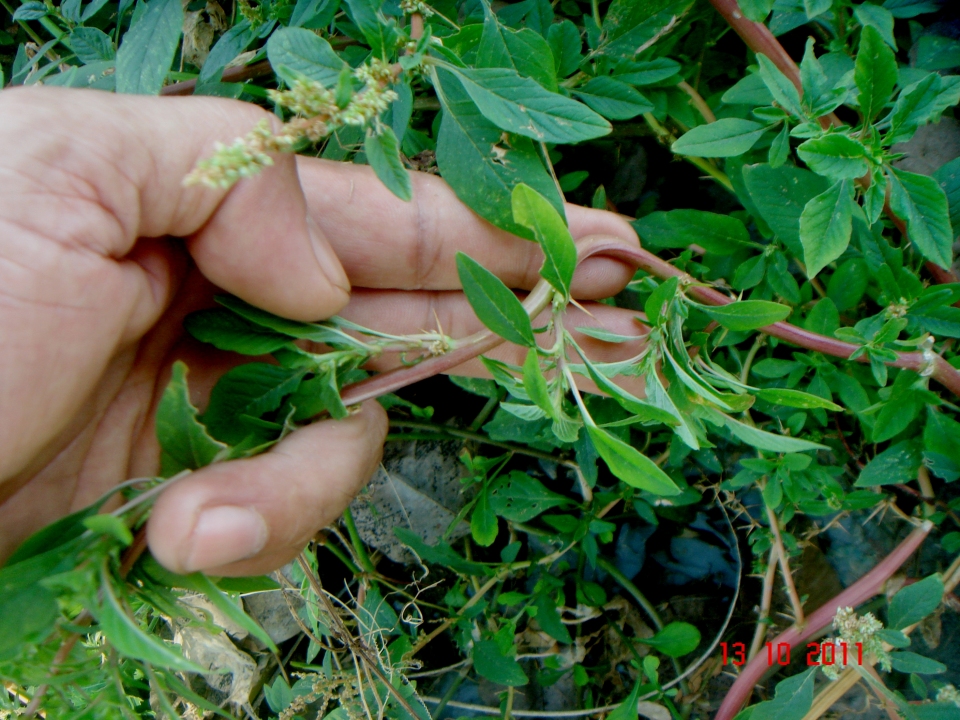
left=319, top=536, right=362, bottom=576
left=469, top=392, right=502, bottom=432
left=596, top=556, right=663, bottom=631
left=341, top=506, right=376, bottom=575
left=431, top=664, right=471, bottom=719
left=591, top=0, right=601, bottom=27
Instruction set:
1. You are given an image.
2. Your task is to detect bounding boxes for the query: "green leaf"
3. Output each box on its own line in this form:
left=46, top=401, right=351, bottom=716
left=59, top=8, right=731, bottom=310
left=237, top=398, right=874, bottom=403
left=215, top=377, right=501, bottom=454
left=699, top=300, right=791, bottom=331
left=512, top=183, right=577, bottom=297
left=796, top=134, right=870, bottom=181
left=12, top=1, right=46, bottom=20
left=888, top=168, right=954, bottom=269
left=723, top=72, right=774, bottom=106
left=98, top=566, right=204, bottom=672
left=757, top=388, right=842, bottom=411
left=854, top=25, right=897, bottom=123
left=473, top=639, right=528, bottom=686
left=606, top=678, right=643, bottom=720
left=489, top=471, right=569, bottom=521
left=883, top=0, right=939, bottom=18
left=115, top=0, right=183, bottom=95
left=799, top=179, right=855, bottom=278
left=853, top=3, right=897, bottom=49
left=855, top=439, right=922, bottom=486
left=739, top=0, right=775, bottom=22
left=266, top=27, right=347, bottom=87
left=83, top=514, right=133, bottom=546
left=742, top=163, right=830, bottom=257
left=645, top=276, right=678, bottom=327
left=599, top=0, right=693, bottom=58
left=394, top=528, right=489, bottom=575
left=888, top=74, right=960, bottom=145
left=573, top=77, right=653, bottom=120
left=633, top=210, right=752, bottom=254
left=522, top=348, right=554, bottom=416
left=756, top=54, right=804, bottom=118
left=585, top=424, right=681, bottom=495
left=534, top=594, right=572, bottom=643
left=471, top=489, right=499, bottom=547
left=547, top=20, right=583, bottom=78
left=364, top=126, right=412, bottom=202
left=156, top=361, right=227, bottom=476
left=0, top=583, right=58, bottom=661
left=203, top=363, right=306, bottom=444
left=614, top=58, right=681, bottom=86
left=68, top=27, right=115, bottom=63
left=671, top=118, right=766, bottom=157
left=640, top=621, right=700, bottom=657
left=746, top=669, right=816, bottom=720
left=924, top=408, right=960, bottom=481
left=723, top=415, right=827, bottom=452
left=435, top=67, right=565, bottom=238
left=934, top=157, right=960, bottom=240
left=456, top=252, right=535, bottom=347
left=290, top=0, right=339, bottom=27
left=888, top=573, right=944, bottom=630
left=769, top=124, right=791, bottom=168
left=198, top=21, right=256, bottom=85
left=890, top=652, right=946, bottom=674
left=342, top=0, right=393, bottom=59
left=477, top=5, right=557, bottom=91
left=446, top=66, right=611, bottom=144
left=184, top=309, right=292, bottom=355
left=572, top=347, right=678, bottom=426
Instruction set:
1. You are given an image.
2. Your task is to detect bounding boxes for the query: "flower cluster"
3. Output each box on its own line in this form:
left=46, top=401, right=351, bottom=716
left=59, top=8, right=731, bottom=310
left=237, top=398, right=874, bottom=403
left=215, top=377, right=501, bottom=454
left=186, top=59, right=398, bottom=189
left=820, top=606, right=890, bottom=680
left=937, top=684, right=960, bottom=707
left=399, top=0, right=434, bottom=17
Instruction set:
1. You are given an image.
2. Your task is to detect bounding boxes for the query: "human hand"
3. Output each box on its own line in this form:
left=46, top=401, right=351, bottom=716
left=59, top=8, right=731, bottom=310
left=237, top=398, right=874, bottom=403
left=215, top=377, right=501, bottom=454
left=0, top=87, right=641, bottom=576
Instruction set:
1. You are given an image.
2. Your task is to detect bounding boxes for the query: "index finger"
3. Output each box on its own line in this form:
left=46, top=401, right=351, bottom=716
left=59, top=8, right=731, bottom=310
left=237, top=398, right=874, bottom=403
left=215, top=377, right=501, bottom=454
left=298, top=158, right=640, bottom=299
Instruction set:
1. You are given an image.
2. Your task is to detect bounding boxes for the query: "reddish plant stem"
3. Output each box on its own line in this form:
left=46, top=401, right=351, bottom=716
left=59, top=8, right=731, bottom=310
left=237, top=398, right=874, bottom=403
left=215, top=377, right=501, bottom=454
left=714, top=521, right=932, bottom=720
left=578, top=239, right=960, bottom=398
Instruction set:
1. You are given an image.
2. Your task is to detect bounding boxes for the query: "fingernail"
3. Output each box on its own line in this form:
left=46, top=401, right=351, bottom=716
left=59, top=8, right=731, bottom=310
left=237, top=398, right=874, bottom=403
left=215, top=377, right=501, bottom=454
left=182, top=506, right=269, bottom=572
left=306, top=214, right=350, bottom=294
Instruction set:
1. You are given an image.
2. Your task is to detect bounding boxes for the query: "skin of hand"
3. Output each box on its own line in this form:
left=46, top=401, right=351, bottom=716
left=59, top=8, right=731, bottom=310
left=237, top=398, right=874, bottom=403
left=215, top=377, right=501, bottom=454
left=0, top=86, right=643, bottom=577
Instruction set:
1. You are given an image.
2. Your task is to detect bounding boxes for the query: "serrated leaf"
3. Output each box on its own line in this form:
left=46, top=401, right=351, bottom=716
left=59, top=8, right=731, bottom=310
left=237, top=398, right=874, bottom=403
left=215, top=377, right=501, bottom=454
left=586, top=424, right=681, bottom=495
left=855, top=25, right=897, bottom=123
left=757, top=388, right=842, bottom=411
left=633, top=209, right=752, bottom=254
left=512, top=183, right=576, bottom=297
left=478, top=4, right=557, bottom=91
left=446, top=66, right=610, bottom=144
left=156, top=362, right=227, bottom=476
left=266, top=27, right=346, bottom=87
left=699, top=300, right=791, bottom=331
left=364, top=126, right=412, bottom=201
left=796, top=134, right=870, bottom=181
left=799, top=179, right=855, bottom=277
left=434, top=68, right=564, bottom=239
left=888, top=573, right=944, bottom=630
left=573, top=77, right=653, bottom=120
left=723, top=415, right=826, bottom=452
left=456, top=252, right=535, bottom=347
left=115, top=0, right=183, bottom=95
left=888, top=168, right=954, bottom=269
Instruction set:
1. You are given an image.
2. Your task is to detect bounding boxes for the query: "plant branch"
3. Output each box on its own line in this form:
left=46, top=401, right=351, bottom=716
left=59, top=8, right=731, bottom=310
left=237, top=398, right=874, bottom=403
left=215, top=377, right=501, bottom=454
left=677, top=80, right=716, bottom=123
left=764, top=499, right=804, bottom=624
left=713, top=520, right=932, bottom=720
left=748, top=546, right=778, bottom=662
